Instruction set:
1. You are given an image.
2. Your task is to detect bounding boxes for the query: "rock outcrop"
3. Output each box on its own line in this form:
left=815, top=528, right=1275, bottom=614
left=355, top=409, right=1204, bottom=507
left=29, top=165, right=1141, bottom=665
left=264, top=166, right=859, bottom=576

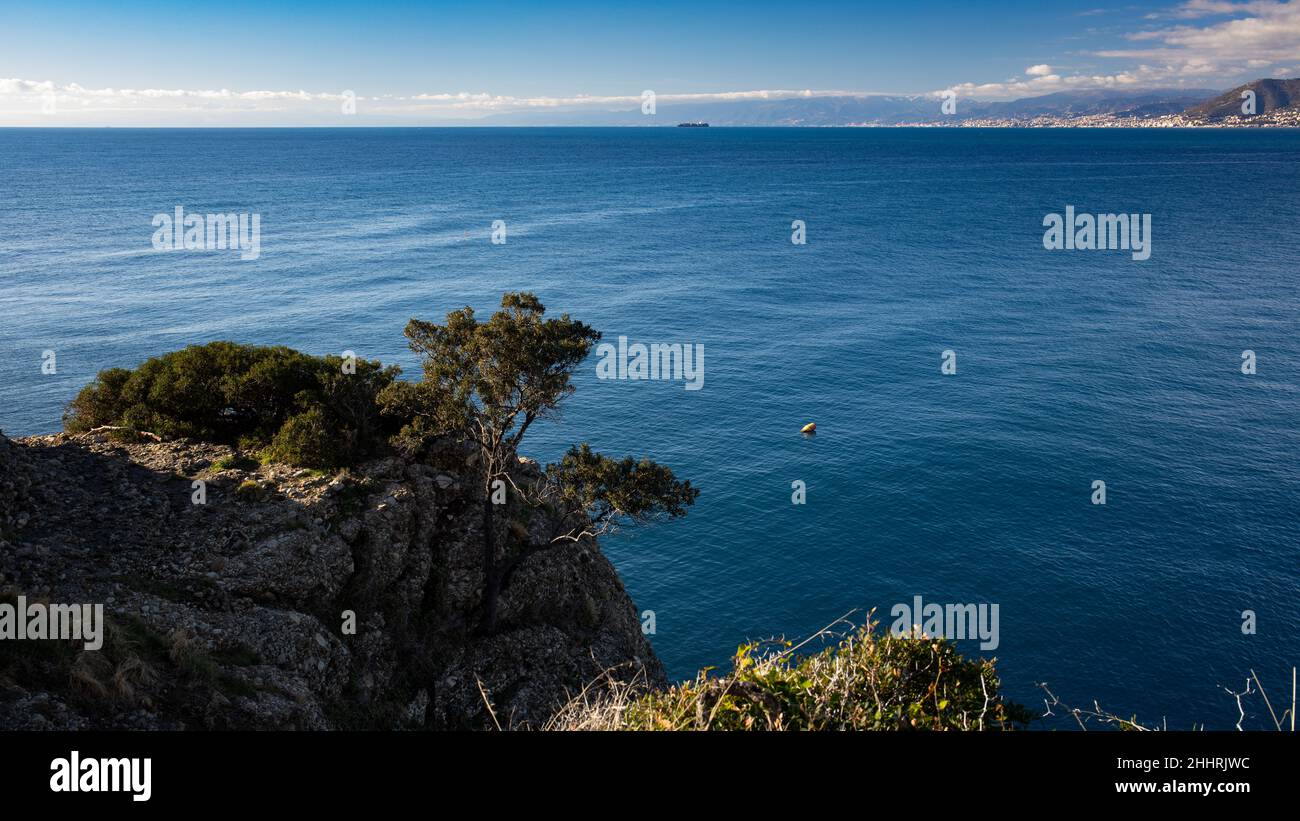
left=0, top=434, right=33, bottom=540
left=0, top=430, right=662, bottom=730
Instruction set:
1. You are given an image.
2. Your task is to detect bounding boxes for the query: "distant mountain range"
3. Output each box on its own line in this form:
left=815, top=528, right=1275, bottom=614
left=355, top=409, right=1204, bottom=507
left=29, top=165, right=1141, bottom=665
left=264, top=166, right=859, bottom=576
left=478, top=79, right=1300, bottom=126
left=971, top=88, right=1219, bottom=119
left=1185, top=78, right=1300, bottom=119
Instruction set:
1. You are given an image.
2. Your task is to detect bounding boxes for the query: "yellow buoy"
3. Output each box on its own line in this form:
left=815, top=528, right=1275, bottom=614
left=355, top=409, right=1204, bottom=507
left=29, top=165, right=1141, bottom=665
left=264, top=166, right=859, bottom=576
left=800, top=422, right=816, bottom=433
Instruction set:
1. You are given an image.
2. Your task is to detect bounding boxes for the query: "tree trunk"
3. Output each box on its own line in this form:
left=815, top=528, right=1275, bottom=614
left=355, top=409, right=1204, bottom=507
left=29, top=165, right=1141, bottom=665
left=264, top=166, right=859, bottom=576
left=479, top=464, right=500, bottom=633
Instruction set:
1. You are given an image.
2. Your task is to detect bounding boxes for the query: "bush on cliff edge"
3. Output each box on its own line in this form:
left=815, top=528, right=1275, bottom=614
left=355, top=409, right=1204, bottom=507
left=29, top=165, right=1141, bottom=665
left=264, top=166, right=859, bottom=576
left=64, top=342, right=401, bottom=468
left=548, top=618, right=1033, bottom=731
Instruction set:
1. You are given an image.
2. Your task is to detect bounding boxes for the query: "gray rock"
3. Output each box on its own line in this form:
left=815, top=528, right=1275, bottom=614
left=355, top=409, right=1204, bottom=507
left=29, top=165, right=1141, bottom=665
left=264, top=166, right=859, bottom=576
left=0, top=430, right=663, bottom=730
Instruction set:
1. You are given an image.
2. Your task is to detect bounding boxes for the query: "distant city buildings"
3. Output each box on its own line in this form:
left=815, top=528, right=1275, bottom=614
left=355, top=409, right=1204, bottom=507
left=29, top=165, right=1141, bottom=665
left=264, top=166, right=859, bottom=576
left=851, top=107, right=1300, bottom=128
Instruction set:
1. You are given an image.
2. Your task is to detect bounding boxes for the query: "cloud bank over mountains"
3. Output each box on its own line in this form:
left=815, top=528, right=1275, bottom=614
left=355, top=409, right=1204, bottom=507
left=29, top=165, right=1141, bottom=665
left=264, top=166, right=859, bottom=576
left=2, top=0, right=1296, bottom=125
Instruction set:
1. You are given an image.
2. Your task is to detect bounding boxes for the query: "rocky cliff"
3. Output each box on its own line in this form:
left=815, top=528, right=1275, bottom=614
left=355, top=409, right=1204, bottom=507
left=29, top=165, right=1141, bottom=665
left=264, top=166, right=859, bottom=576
left=0, top=430, right=662, bottom=730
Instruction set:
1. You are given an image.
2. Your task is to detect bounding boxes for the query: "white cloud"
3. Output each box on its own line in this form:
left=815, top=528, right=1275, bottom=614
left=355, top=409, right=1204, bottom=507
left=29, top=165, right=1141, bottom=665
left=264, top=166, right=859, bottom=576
left=943, top=0, right=1298, bottom=99
left=941, top=71, right=1145, bottom=100
left=0, top=80, right=880, bottom=123
left=1096, top=0, right=1300, bottom=73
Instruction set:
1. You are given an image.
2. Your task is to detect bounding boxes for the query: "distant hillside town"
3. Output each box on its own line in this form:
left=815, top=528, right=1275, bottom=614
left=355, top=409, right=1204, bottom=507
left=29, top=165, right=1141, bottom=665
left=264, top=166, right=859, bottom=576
left=484, top=78, right=1300, bottom=127
left=888, top=79, right=1300, bottom=128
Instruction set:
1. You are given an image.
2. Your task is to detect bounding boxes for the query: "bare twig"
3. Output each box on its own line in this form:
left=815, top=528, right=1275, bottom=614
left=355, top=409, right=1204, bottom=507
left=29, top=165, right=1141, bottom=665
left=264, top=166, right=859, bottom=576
left=1250, top=669, right=1283, bottom=731
left=759, top=608, right=860, bottom=670
left=85, top=425, right=162, bottom=442
left=1222, top=678, right=1254, bottom=731
left=476, top=676, right=502, bottom=731
left=1037, top=682, right=1150, bottom=731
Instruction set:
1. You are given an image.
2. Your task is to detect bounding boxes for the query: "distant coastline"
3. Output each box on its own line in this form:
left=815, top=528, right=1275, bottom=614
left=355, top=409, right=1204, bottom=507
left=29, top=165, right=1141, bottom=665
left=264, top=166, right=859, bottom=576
left=7, top=79, right=1299, bottom=130
left=5, top=120, right=1300, bottom=130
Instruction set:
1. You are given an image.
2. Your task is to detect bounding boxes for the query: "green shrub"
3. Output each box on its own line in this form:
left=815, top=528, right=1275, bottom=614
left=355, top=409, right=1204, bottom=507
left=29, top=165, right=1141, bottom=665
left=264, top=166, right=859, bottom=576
left=550, top=619, right=1033, bottom=731
left=234, top=479, right=264, bottom=500
left=265, top=407, right=341, bottom=468
left=213, top=453, right=260, bottom=472
left=376, top=380, right=445, bottom=458
left=65, top=368, right=132, bottom=429
left=65, top=342, right=403, bottom=468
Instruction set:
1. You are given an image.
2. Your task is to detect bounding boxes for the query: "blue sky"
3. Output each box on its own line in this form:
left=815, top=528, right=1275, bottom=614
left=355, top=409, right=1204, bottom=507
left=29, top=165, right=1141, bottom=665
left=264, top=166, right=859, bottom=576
left=1, top=0, right=1297, bottom=124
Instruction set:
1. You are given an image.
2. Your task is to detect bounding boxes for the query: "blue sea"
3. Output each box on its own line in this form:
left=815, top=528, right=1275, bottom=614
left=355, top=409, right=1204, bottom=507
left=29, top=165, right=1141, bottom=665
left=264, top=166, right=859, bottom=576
left=1, top=127, right=1297, bottom=729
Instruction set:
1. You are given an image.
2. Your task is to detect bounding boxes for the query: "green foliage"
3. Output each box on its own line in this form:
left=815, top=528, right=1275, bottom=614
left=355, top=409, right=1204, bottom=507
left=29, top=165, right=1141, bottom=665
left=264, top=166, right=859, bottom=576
left=396, top=292, right=601, bottom=455
left=66, top=368, right=132, bottom=429
left=64, top=342, right=401, bottom=468
left=571, top=620, right=1032, bottom=731
left=396, top=292, right=696, bottom=632
left=375, top=380, right=442, bottom=457
left=213, top=453, right=259, bottom=472
left=234, top=479, right=264, bottom=500
left=547, top=443, right=698, bottom=528
left=265, top=407, right=341, bottom=468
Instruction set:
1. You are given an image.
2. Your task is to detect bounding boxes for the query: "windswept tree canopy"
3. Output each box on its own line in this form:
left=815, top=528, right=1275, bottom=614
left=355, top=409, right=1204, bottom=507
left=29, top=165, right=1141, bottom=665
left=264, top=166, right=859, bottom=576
left=387, top=292, right=600, bottom=455
left=391, top=291, right=697, bottom=632
left=544, top=444, right=699, bottom=541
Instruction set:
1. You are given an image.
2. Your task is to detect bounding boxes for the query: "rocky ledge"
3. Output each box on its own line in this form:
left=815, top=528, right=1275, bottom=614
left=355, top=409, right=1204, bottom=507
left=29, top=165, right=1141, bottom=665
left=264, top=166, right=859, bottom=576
left=0, top=430, right=662, bottom=730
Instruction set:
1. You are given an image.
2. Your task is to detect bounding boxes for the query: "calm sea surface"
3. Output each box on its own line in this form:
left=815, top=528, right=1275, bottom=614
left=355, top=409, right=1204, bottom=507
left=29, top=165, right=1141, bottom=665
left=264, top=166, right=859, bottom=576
left=1, top=127, right=1297, bottom=728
